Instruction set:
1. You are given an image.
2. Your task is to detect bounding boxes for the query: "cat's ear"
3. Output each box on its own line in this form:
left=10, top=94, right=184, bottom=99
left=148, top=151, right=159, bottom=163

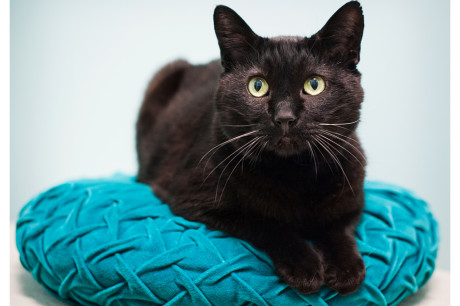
left=310, top=1, right=364, bottom=69
left=214, top=5, right=263, bottom=71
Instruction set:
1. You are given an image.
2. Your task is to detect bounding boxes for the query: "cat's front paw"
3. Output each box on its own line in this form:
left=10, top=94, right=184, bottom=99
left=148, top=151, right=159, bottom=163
left=325, top=256, right=365, bottom=295
left=275, top=256, right=324, bottom=294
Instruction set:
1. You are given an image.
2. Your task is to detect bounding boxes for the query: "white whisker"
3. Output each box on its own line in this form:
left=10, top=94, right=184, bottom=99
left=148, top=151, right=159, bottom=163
left=314, top=135, right=354, bottom=194
left=320, top=130, right=366, bottom=162
left=217, top=136, right=262, bottom=204
left=240, top=135, right=265, bottom=172
left=310, top=136, right=334, bottom=174
left=255, top=137, right=269, bottom=164
left=205, top=136, right=258, bottom=185
left=222, top=124, right=259, bottom=128
left=323, top=128, right=360, bottom=144
left=306, top=140, right=318, bottom=179
left=197, top=130, right=259, bottom=170
left=317, top=133, right=365, bottom=169
left=317, top=119, right=360, bottom=126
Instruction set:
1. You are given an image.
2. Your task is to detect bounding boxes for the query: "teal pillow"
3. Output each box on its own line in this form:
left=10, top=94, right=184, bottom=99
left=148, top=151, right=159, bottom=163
left=16, top=175, right=438, bottom=305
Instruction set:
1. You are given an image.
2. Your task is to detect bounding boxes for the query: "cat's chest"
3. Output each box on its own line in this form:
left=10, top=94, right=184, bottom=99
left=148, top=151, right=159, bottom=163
left=227, top=166, right=338, bottom=223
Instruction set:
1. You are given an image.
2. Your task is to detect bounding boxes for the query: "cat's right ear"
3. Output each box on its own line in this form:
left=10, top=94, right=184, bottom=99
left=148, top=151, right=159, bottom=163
left=214, top=6, right=263, bottom=71
left=309, top=1, right=364, bottom=69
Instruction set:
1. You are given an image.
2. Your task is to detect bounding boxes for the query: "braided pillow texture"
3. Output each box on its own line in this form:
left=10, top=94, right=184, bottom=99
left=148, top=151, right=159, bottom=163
left=16, top=175, right=438, bottom=306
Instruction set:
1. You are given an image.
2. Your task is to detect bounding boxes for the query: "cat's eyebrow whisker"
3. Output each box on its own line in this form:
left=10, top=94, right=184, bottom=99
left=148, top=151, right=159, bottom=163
left=317, top=119, right=360, bottom=126
left=197, top=130, right=259, bottom=169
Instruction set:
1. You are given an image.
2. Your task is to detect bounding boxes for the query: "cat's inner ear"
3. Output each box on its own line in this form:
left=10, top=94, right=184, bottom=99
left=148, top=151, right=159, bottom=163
left=309, top=1, right=364, bottom=68
left=213, top=5, right=263, bottom=71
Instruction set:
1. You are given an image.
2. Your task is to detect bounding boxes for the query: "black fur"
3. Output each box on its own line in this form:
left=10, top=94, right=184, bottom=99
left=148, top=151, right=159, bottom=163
left=137, top=1, right=366, bottom=295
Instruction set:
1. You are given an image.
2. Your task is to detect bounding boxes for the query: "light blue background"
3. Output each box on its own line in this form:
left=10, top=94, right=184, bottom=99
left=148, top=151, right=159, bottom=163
left=11, top=0, right=450, bottom=269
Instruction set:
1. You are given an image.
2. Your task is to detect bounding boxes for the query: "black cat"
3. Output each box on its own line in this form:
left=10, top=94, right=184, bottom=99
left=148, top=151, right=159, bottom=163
left=137, top=1, right=366, bottom=295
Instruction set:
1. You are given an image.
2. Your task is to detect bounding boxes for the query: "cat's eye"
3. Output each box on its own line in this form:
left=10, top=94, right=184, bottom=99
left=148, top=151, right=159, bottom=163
left=303, top=76, right=325, bottom=96
left=248, top=77, right=269, bottom=97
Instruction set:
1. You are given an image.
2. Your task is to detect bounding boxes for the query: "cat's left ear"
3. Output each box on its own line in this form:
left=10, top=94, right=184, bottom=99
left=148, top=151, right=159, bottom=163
left=310, top=1, right=364, bottom=68
left=214, top=5, right=263, bottom=71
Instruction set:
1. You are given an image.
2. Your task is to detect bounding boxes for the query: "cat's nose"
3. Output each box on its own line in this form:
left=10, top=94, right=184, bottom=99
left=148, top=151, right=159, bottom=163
left=274, top=109, right=297, bottom=134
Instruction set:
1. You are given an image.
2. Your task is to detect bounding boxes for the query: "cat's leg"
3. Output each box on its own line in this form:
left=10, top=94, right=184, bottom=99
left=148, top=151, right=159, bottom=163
left=270, top=237, right=324, bottom=294
left=194, top=209, right=325, bottom=294
left=313, top=226, right=365, bottom=295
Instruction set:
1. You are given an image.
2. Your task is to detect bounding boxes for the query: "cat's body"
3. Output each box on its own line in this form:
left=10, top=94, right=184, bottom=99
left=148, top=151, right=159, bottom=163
left=137, top=60, right=363, bottom=234
left=137, top=2, right=366, bottom=295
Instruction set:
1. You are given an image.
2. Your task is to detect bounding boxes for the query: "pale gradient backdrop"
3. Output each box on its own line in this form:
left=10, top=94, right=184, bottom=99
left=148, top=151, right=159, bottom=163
left=11, top=0, right=450, bottom=269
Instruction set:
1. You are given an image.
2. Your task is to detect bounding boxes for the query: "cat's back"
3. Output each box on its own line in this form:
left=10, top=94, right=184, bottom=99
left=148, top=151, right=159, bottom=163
left=137, top=59, right=221, bottom=135
left=136, top=59, right=222, bottom=182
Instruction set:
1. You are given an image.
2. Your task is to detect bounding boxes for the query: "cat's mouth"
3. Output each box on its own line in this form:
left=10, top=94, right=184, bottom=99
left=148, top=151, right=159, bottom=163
left=273, top=136, right=300, bottom=157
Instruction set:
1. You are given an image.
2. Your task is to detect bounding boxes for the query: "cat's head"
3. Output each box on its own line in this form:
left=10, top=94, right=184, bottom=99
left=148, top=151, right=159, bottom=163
left=213, top=1, right=364, bottom=158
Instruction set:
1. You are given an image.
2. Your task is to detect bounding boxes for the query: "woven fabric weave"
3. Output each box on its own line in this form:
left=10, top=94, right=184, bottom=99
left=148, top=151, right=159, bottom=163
left=16, top=175, right=438, bottom=305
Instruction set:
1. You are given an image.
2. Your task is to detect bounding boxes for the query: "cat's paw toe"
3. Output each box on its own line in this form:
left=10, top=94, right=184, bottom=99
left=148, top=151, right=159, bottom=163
left=276, top=259, right=324, bottom=294
left=325, top=257, right=366, bottom=295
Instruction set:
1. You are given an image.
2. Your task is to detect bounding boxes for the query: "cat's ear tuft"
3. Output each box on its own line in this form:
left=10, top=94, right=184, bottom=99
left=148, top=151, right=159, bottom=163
left=310, top=1, right=364, bottom=69
left=214, top=5, right=263, bottom=71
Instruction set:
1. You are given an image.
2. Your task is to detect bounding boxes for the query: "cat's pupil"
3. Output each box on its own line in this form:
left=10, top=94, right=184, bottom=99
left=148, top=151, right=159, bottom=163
left=310, top=78, right=318, bottom=90
left=254, top=79, right=262, bottom=91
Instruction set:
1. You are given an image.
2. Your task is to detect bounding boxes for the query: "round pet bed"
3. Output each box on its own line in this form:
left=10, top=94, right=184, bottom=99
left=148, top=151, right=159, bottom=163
left=16, top=175, right=438, bottom=305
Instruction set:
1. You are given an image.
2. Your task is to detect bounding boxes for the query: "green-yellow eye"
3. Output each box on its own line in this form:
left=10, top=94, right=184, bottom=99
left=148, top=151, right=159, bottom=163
left=303, top=76, right=325, bottom=95
left=248, top=77, right=269, bottom=97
